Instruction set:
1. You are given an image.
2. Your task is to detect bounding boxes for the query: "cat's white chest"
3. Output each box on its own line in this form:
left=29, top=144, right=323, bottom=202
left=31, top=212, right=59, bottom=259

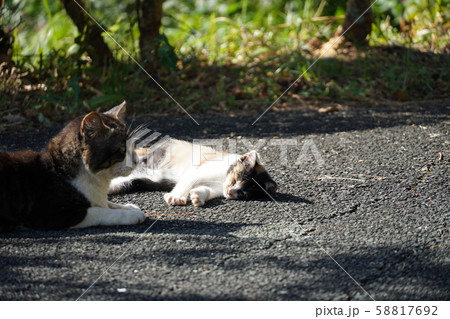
left=71, top=168, right=109, bottom=208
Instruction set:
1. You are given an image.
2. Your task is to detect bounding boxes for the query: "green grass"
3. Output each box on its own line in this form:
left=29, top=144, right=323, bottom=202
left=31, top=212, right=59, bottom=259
left=1, top=0, right=449, bottom=124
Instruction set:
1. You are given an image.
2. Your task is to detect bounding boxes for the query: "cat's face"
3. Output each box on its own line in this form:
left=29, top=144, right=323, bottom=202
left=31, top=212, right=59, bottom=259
left=223, top=151, right=277, bottom=200
left=80, top=102, right=135, bottom=179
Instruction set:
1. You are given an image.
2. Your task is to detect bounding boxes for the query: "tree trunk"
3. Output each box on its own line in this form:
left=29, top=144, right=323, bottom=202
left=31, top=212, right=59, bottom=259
left=136, top=0, right=163, bottom=73
left=341, top=0, right=373, bottom=44
left=0, top=0, right=14, bottom=67
left=60, top=0, right=113, bottom=66
left=0, top=26, right=13, bottom=67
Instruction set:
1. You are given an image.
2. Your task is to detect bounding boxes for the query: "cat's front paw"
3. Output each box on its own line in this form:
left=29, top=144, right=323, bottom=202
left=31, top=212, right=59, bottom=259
left=164, top=193, right=187, bottom=206
left=190, top=189, right=205, bottom=207
left=123, top=210, right=146, bottom=224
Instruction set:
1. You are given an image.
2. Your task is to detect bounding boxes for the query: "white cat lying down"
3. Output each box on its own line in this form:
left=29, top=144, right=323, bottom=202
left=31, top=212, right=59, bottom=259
left=109, top=138, right=277, bottom=206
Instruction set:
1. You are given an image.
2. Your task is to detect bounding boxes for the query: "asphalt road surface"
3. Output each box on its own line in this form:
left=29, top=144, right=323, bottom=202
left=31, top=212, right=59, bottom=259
left=0, top=101, right=449, bottom=301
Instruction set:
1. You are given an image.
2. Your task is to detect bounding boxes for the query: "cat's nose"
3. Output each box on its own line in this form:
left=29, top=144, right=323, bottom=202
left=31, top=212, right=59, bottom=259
left=227, top=189, right=233, bottom=195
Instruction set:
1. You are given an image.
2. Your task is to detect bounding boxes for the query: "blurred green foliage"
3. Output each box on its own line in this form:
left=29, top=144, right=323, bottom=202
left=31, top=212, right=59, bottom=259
left=1, top=0, right=449, bottom=123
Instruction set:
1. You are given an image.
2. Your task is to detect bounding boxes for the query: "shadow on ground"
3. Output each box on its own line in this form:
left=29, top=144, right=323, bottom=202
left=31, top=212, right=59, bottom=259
left=2, top=228, right=448, bottom=300
left=1, top=100, right=448, bottom=151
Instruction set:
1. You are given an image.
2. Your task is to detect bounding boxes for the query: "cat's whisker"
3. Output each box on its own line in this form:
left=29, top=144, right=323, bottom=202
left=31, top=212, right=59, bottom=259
left=126, top=119, right=137, bottom=136
left=128, top=122, right=147, bottom=137
left=127, top=123, right=144, bottom=138
left=127, top=122, right=153, bottom=140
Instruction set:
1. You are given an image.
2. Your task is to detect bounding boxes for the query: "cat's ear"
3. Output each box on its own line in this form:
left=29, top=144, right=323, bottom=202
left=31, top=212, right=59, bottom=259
left=240, top=150, right=261, bottom=170
left=81, top=112, right=106, bottom=138
left=264, top=181, right=277, bottom=195
left=105, top=101, right=127, bottom=120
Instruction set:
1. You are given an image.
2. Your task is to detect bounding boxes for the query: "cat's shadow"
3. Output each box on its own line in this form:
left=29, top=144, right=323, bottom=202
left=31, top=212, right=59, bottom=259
left=202, top=192, right=313, bottom=208
left=260, top=192, right=313, bottom=204
left=0, top=193, right=311, bottom=239
left=0, top=219, right=258, bottom=240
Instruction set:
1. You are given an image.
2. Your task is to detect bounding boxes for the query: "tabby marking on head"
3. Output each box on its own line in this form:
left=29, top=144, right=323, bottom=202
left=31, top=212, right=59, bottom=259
left=224, top=150, right=277, bottom=200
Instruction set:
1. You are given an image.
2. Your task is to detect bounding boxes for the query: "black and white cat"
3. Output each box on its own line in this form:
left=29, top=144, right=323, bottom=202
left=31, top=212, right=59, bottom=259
left=110, top=138, right=277, bottom=207
left=0, top=102, right=145, bottom=232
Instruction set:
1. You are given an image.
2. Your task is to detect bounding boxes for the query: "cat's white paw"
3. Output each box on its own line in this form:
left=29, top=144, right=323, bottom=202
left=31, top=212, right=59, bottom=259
left=190, top=189, right=205, bottom=207
left=73, top=208, right=146, bottom=228
left=164, top=193, right=187, bottom=206
left=120, top=210, right=146, bottom=225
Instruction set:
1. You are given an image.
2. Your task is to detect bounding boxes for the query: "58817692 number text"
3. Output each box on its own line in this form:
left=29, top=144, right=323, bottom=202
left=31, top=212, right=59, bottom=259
left=376, top=306, right=438, bottom=316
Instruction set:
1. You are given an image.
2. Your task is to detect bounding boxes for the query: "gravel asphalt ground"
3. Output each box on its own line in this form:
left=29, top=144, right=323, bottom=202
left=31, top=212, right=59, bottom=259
left=0, top=101, right=449, bottom=300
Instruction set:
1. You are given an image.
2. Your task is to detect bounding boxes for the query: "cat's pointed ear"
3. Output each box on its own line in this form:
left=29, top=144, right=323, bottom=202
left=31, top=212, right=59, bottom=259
left=264, top=180, right=277, bottom=195
left=81, top=112, right=106, bottom=138
left=240, top=150, right=260, bottom=170
left=105, top=101, right=126, bottom=120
